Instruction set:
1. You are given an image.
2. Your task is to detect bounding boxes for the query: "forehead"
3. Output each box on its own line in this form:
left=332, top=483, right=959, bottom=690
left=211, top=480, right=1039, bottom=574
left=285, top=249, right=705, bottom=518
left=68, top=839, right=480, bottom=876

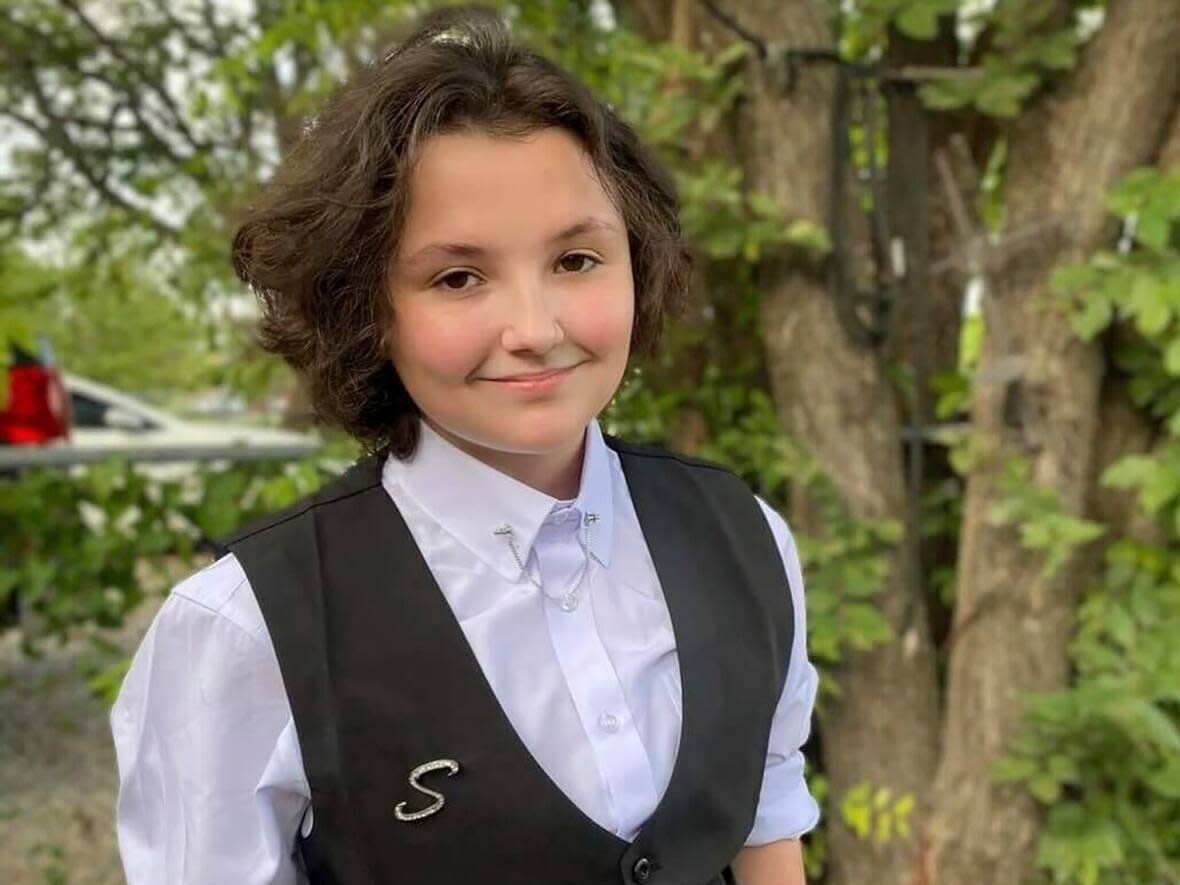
left=398, top=128, right=622, bottom=244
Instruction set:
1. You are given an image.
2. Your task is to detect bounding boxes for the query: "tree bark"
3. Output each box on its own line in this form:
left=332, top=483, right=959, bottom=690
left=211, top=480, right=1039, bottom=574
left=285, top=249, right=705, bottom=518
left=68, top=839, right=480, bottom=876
left=923, top=2, right=1180, bottom=882
left=710, top=5, right=943, bottom=885
left=1161, top=98, right=1180, bottom=170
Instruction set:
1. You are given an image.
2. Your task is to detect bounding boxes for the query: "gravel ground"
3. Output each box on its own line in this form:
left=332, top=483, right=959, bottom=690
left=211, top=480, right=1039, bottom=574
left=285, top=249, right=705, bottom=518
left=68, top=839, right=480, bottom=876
left=0, top=559, right=199, bottom=885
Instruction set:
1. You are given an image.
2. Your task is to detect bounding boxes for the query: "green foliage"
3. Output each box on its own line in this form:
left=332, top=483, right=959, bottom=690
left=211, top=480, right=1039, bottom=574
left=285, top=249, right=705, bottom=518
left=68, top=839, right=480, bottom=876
left=995, top=542, right=1180, bottom=883
left=994, top=163, right=1180, bottom=883
left=678, top=165, right=831, bottom=264
left=839, top=780, right=917, bottom=845
left=920, top=476, right=963, bottom=604
left=929, top=311, right=982, bottom=475
left=0, top=239, right=226, bottom=396
left=1055, top=168, right=1180, bottom=406
left=845, top=0, right=1094, bottom=118
left=792, top=492, right=900, bottom=690
left=1, top=456, right=338, bottom=647
left=802, top=771, right=829, bottom=880
left=1101, top=446, right=1180, bottom=536
left=987, top=457, right=1105, bottom=578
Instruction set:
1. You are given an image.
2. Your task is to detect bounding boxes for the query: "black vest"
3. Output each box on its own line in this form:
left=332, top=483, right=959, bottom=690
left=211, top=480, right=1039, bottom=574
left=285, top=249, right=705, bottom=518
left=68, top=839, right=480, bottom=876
left=222, top=435, right=794, bottom=885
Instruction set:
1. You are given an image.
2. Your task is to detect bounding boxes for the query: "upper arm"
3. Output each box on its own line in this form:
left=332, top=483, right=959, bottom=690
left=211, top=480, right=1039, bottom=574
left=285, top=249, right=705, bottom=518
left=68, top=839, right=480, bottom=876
left=744, top=497, right=821, bottom=845
left=110, top=556, right=310, bottom=884
left=752, top=494, right=818, bottom=750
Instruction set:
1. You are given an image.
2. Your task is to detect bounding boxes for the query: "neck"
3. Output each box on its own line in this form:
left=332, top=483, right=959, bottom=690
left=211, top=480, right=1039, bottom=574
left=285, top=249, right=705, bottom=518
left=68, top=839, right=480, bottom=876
left=424, top=419, right=587, bottom=500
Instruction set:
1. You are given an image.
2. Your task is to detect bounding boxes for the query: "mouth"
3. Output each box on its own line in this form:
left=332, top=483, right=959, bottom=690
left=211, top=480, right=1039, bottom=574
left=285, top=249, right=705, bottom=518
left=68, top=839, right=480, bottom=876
left=484, top=363, right=581, bottom=391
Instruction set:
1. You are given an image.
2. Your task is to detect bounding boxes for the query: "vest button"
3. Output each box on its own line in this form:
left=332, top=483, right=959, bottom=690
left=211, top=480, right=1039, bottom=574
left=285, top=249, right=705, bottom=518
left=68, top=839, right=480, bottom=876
left=632, top=856, right=655, bottom=883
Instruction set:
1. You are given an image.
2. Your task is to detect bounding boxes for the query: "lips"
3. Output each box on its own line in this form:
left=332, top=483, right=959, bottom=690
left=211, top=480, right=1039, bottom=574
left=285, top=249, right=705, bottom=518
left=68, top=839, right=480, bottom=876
left=492, top=366, right=576, bottom=382
left=484, top=363, right=580, bottom=392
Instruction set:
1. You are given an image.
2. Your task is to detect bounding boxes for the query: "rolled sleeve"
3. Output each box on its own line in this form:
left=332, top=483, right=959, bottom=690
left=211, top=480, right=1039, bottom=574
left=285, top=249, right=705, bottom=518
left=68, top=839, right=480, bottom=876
left=746, top=496, right=822, bottom=844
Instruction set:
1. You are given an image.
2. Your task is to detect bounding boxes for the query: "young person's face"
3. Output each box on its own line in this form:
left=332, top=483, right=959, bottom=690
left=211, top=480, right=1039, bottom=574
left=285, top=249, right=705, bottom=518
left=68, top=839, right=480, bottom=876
left=387, top=127, right=635, bottom=462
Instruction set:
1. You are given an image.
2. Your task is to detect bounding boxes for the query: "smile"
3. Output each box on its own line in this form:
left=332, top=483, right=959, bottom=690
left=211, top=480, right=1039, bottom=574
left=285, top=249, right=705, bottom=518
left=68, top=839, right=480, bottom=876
left=486, top=364, right=579, bottom=392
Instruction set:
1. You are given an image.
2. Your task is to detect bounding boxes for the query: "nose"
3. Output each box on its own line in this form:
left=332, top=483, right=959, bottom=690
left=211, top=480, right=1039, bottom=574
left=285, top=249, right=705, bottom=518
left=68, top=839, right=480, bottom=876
left=500, top=281, right=564, bottom=354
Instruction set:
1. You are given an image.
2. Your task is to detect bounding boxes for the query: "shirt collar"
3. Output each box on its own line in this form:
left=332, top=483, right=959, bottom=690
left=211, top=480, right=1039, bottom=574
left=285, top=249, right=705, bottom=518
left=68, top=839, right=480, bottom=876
left=383, top=418, right=614, bottom=583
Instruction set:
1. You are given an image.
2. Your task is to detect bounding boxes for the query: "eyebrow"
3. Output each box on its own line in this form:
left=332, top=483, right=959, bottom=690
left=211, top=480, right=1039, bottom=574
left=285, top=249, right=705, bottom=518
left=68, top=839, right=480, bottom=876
left=400, top=216, right=620, bottom=270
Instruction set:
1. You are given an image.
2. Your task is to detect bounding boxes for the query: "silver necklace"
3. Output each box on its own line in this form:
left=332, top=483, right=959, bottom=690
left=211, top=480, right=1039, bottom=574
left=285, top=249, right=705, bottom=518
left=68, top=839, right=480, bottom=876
left=494, top=512, right=598, bottom=612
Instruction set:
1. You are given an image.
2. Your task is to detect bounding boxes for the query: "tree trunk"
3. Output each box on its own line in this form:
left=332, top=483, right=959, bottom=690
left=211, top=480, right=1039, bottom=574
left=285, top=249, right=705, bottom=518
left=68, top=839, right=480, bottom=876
left=1161, top=98, right=1180, bottom=169
left=715, top=5, right=943, bottom=884
left=923, top=2, right=1180, bottom=881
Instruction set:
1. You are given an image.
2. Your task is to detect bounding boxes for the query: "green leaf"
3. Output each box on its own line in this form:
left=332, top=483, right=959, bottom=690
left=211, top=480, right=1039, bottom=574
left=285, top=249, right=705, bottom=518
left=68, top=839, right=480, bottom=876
left=783, top=219, right=832, bottom=255
left=1104, top=605, right=1135, bottom=649
left=1100, top=454, right=1156, bottom=489
left=1029, top=774, right=1062, bottom=803
left=1069, top=293, right=1113, bottom=341
left=992, top=755, right=1039, bottom=783
left=974, top=70, right=1039, bottom=118
left=918, top=78, right=975, bottom=111
left=895, top=2, right=942, bottom=39
left=1164, top=339, right=1180, bottom=376
left=1137, top=210, right=1172, bottom=253
left=747, top=191, right=781, bottom=219
left=1033, top=31, right=1078, bottom=71
left=1102, top=698, right=1180, bottom=754
left=1037, top=804, right=1125, bottom=881
left=839, top=782, right=872, bottom=838
left=1147, top=758, right=1180, bottom=799
left=1106, top=168, right=1161, bottom=215
left=1130, top=274, right=1170, bottom=336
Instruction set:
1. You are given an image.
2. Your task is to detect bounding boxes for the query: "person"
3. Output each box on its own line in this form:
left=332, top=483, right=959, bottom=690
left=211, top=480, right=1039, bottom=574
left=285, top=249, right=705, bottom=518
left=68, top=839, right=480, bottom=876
left=110, top=5, right=820, bottom=883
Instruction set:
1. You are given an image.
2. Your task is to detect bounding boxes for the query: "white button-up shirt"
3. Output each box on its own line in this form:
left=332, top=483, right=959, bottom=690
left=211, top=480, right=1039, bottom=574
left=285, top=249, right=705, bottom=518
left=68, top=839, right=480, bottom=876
left=111, top=419, right=820, bottom=884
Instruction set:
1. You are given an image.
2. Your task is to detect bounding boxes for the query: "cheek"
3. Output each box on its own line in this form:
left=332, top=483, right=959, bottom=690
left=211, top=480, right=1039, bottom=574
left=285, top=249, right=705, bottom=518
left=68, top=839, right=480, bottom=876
left=571, top=281, right=635, bottom=354
left=391, top=305, right=489, bottom=381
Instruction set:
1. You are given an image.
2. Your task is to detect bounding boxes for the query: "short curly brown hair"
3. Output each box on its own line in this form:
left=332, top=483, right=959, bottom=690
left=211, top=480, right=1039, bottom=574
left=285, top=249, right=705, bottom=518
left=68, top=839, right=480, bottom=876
left=231, top=3, right=692, bottom=458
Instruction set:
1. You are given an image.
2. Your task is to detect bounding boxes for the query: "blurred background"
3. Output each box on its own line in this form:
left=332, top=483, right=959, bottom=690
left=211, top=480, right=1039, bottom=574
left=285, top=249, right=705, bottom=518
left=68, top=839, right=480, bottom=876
left=2, top=0, right=1179, bottom=883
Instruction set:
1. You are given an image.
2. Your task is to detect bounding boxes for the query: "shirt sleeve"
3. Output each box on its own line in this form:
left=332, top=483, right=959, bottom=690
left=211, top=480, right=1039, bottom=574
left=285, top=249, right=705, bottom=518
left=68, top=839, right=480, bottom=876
left=745, top=496, right=822, bottom=845
left=110, top=554, right=312, bottom=885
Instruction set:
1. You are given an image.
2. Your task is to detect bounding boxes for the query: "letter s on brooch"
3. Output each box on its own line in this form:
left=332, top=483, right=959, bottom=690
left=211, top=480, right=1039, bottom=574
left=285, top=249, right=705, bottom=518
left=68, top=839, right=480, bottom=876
left=394, top=759, right=461, bottom=822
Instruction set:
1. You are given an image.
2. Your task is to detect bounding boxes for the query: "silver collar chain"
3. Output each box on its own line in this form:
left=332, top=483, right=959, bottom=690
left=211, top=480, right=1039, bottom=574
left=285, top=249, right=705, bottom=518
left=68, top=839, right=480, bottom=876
left=494, top=512, right=599, bottom=612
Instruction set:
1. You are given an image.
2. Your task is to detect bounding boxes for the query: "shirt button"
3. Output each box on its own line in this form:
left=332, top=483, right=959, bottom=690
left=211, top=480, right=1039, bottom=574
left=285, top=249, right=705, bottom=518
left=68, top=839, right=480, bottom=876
left=599, top=712, right=620, bottom=733
left=632, top=856, right=655, bottom=883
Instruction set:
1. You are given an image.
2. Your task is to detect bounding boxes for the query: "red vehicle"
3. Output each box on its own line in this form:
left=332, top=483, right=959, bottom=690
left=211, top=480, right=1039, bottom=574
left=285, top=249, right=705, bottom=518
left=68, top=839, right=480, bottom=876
left=0, top=342, right=71, bottom=446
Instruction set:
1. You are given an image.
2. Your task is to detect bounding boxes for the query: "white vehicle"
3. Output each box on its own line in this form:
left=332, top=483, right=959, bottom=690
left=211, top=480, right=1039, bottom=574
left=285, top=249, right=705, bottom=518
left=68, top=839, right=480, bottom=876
left=64, top=374, right=317, bottom=453
left=1, top=373, right=321, bottom=471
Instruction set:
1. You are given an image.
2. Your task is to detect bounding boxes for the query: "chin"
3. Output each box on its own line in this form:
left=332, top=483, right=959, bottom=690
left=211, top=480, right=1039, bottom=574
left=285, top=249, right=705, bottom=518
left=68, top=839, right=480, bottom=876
left=446, top=412, right=589, bottom=456
left=487, top=421, right=586, bottom=454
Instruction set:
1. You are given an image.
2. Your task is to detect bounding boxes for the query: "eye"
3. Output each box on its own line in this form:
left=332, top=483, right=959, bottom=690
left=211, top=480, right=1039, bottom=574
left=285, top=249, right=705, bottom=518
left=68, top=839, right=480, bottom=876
left=557, top=252, right=601, bottom=274
left=433, top=269, right=482, bottom=292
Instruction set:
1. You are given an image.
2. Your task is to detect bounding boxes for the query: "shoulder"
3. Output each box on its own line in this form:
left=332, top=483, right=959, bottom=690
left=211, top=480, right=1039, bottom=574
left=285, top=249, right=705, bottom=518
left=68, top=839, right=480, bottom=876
left=113, top=554, right=286, bottom=729
left=752, top=494, right=799, bottom=559
left=751, top=494, right=806, bottom=607
left=165, top=552, right=266, bottom=638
